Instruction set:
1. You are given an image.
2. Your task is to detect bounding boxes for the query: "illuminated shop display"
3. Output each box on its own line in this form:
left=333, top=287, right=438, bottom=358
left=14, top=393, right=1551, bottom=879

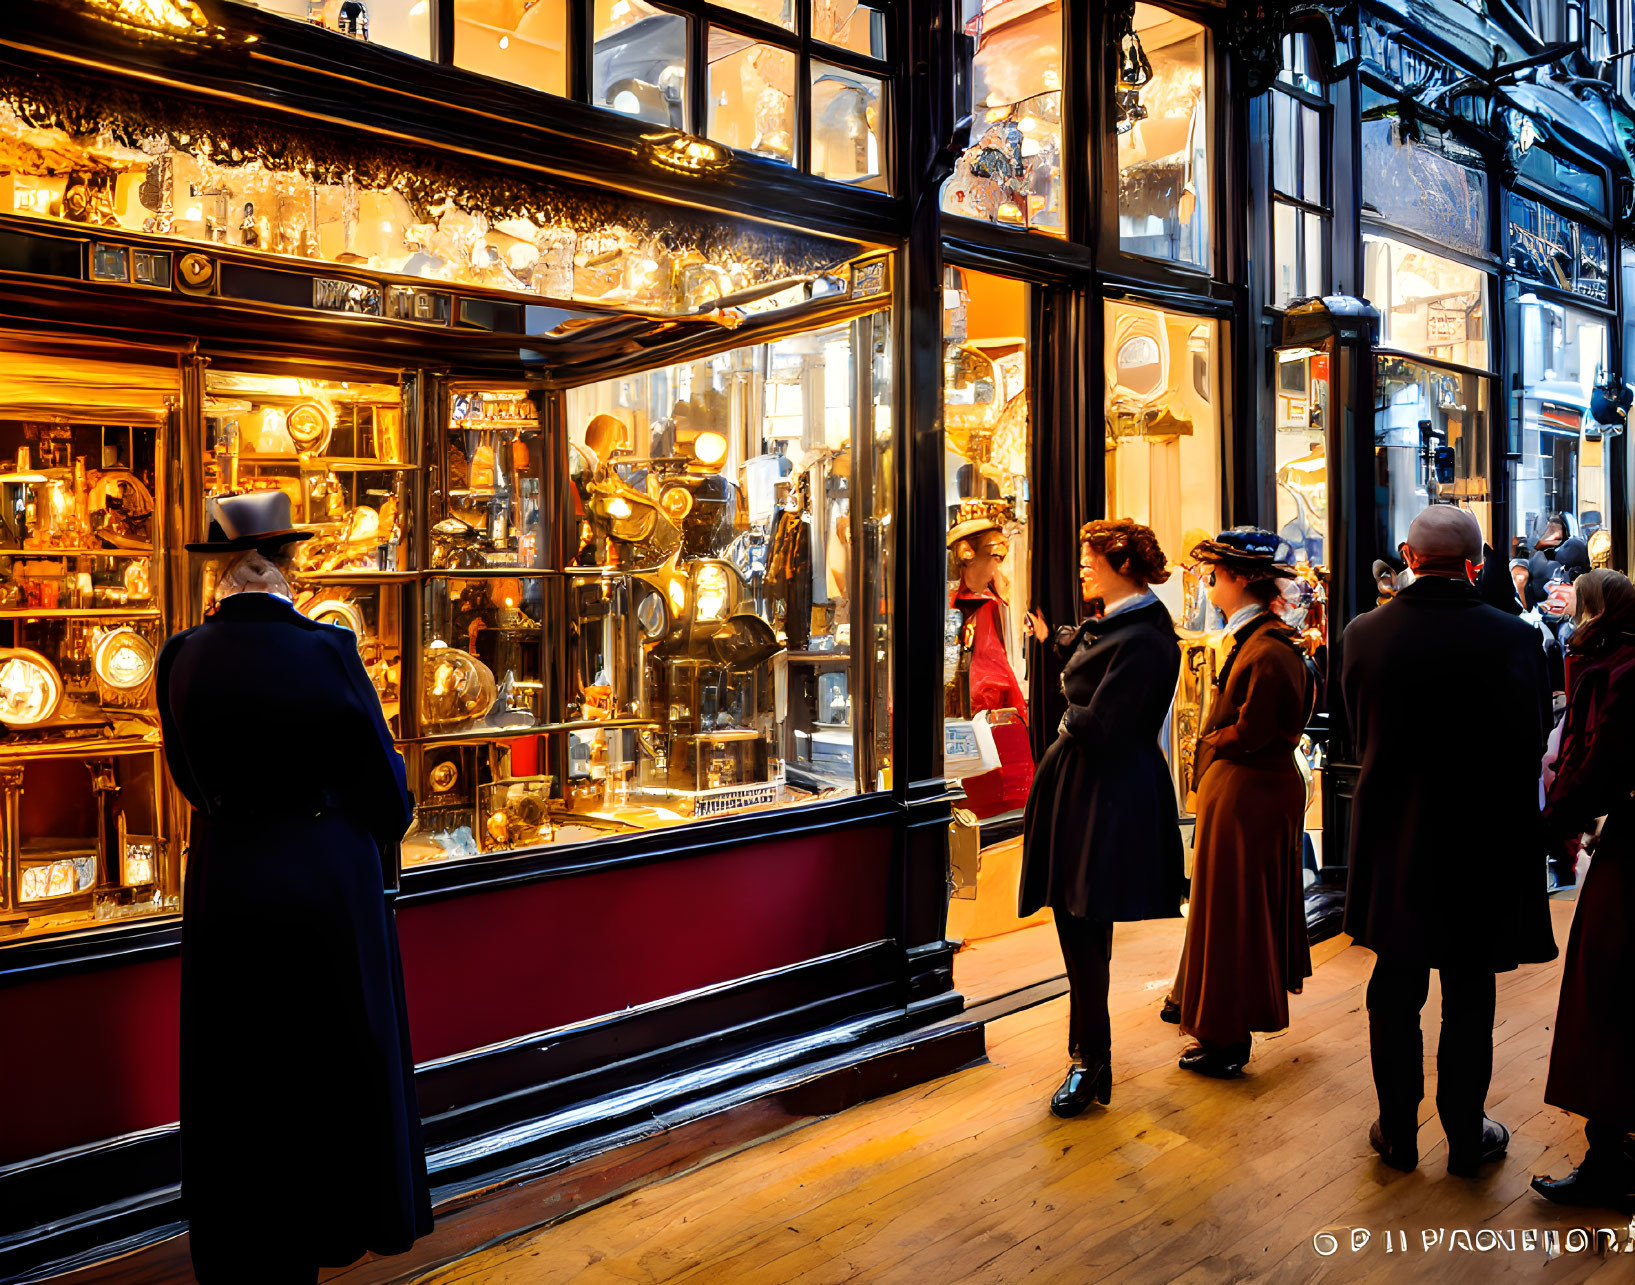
left=1116, top=5, right=1208, bottom=268
left=0, top=362, right=173, bottom=938
left=395, top=303, right=893, bottom=866
left=942, top=0, right=1064, bottom=232
left=0, top=78, right=851, bottom=317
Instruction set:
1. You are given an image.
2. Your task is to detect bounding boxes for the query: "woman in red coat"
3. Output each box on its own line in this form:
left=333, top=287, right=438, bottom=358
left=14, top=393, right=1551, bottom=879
left=1531, top=569, right=1635, bottom=1214
left=1165, top=529, right=1313, bottom=1077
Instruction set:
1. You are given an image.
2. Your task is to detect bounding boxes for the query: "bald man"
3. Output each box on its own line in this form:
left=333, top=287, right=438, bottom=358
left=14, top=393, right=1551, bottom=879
left=1340, top=505, right=1556, bottom=1180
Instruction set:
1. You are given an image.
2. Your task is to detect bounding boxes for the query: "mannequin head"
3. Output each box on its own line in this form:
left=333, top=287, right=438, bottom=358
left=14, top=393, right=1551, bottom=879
left=951, top=523, right=1010, bottom=596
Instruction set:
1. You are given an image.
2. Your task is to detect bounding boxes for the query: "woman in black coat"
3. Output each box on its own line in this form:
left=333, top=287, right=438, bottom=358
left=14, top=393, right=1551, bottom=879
left=157, top=493, right=432, bottom=1284
left=1531, top=570, right=1635, bottom=1214
left=1021, top=519, right=1185, bottom=1117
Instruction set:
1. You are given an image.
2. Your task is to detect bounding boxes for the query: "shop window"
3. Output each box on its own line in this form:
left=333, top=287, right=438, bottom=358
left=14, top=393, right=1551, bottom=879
left=1506, top=192, right=1611, bottom=304
left=707, top=33, right=797, bottom=162
left=403, top=311, right=893, bottom=868
left=1359, top=88, right=1490, bottom=257
left=1102, top=300, right=1222, bottom=624
left=1515, top=147, right=1608, bottom=216
left=1268, top=45, right=1330, bottom=309
left=1116, top=5, right=1209, bottom=269
left=454, top=0, right=570, bottom=95
left=1363, top=233, right=1492, bottom=371
left=594, top=0, right=689, bottom=128
left=1371, top=357, right=1492, bottom=562
left=0, top=400, right=175, bottom=940
left=811, top=63, right=887, bottom=189
left=1274, top=348, right=1330, bottom=570
left=718, top=0, right=796, bottom=30
left=941, top=268, right=1031, bottom=804
left=229, top=0, right=433, bottom=58
left=1513, top=298, right=1610, bottom=547
left=940, top=0, right=1064, bottom=234
left=812, top=0, right=886, bottom=57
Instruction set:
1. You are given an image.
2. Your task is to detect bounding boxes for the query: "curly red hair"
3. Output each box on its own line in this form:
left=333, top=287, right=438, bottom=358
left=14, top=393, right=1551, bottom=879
left=1079, top=518, right=1172, bottom=586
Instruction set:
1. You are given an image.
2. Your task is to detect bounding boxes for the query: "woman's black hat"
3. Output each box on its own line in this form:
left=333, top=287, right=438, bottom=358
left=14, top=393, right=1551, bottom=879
left=186, top=492, right=316, bottom=554
left=1188, top=527, right=1297, bottom=581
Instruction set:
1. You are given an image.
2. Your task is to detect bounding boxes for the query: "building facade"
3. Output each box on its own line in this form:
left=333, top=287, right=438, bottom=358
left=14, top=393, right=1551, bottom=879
left=0, top=0, right=1629, bottom=1277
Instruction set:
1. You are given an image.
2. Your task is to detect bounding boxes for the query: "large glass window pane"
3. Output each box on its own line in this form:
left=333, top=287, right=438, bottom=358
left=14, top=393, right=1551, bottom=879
left=942, top=268, right=1031, bottom=809
left=1103, top=300, right=1222, bottom=622
left=716, top=0, right=795, bottom=30
left=549, top=314, right=892, bottom=827
left=1360, top=90, right=1489, bottom=255
left=811, top=0, right=886, bottom=57
left=230, top=0, right=432, bottom=59
left=594, top=0, right=689, bottom=129
left=1270, top=94, right=1322, bottom=205
left=1117, top=5, right=1209, bottom=269
left=1372, top=358, right=1492, bottom=562
left=454, top=0, right=569, bottom=95
left=1514, top=299, right=1611, bottom=546
left=1277, top=32, right=1322, bottom=95
left=707, top=32, right=796, bottom=162
left=941, top=0, right=1064, bottom=234
left=1363, top=233, right=1492, bottom=370
left=1272, top=201, right=1326, bottom=307
left=811, top=63, right=887, bottom=190
left=1516, top=145, right=1607, bottom=214
left=1506, top=192, right=1611, bottom=304
left=1274, top=347, right=1331, bottom=571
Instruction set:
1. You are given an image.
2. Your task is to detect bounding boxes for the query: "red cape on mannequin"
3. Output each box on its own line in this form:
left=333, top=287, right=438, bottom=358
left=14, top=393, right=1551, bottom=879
left=955, top=585, right=1027, bottom=720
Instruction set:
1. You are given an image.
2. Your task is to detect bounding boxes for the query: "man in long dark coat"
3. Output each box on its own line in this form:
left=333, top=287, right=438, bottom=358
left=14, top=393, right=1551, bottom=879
left=1341, top=506, right=1557, bottom=1177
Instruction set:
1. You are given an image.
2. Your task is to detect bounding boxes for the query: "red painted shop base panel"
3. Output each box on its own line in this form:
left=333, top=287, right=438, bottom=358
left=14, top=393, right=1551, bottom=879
left=397, top=826, right=894, bottom=1063
left=0, top=825, right=893, bottom=1168
left=0, top=955, right=181, bottom=1167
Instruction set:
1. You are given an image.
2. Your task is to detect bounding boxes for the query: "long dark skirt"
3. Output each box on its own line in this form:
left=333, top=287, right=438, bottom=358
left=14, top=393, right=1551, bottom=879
left=181, top=810, right=432, bottom=1283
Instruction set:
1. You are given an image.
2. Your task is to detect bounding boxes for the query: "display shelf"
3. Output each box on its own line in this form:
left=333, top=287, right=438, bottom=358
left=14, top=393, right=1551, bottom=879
left=0, top=735, right=161, bottom=762
left=405, top=716, right=663, bottom=745
left=0, top=548, right=155, bottom=559
left=0, top=607, right=160, bottom=619
left=294, top=570, right=420, bottom=585
left=237, top=455, right=416, bottom=470
left=785, top=651, right=852, bottom=663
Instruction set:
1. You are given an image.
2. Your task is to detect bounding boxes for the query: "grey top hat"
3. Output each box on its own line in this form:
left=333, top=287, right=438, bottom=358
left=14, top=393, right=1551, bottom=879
left=186, top=492, right=315, bottom=554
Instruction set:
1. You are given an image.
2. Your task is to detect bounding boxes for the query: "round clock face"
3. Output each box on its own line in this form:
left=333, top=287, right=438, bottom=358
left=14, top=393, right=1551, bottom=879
left=93, top=629, right=156, bottom=691
left=286, top=402, right=333, bottom=454
left=309, top=599, right=364, bottom=637
left=0, top=650, right=63, bottom=725
left=428, top=760, right=459, bottom=793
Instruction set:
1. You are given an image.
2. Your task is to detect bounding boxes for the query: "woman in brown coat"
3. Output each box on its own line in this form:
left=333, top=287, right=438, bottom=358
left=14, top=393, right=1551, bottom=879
left=1531, top=569, right=1635, bottom=1214
left=1166, top=528, right=1313, bottom=1077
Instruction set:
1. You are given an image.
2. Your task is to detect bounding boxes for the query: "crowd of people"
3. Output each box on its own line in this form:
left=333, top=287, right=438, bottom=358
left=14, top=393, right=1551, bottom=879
left=1020, top=509, right=1635, bottom=1216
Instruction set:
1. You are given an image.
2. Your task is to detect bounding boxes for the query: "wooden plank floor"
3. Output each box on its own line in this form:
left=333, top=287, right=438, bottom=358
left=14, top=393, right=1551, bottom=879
left=422, top=899, right=1633, bottom=1285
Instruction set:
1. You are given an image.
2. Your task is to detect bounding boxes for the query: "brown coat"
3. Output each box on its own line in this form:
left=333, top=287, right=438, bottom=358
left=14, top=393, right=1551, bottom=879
left=1175, top=613, right=1313, bottom=1045
left=1541, top=638, right=1635, bottom=1124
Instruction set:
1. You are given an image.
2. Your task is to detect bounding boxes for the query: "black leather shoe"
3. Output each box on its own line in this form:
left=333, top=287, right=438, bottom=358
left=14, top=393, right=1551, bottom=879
left=1050, top=1063, right=1111, bottom=1117
left=1369, top=1118, right=1417, bottom=1172
left=1447, top=1117, right=1510, bottom=1178
left=1159, top=999, right=1181, bottom=1024
left=1531, top=1163, right=1635, bottom=1214
left=1178, top=1041, right=1251, bottom=1078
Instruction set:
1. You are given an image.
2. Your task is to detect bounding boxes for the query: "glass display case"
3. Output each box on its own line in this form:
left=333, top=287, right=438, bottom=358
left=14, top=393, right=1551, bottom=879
left=0, top=401, right=175, bottom=939
left=401, top=308, right=894, bottom=866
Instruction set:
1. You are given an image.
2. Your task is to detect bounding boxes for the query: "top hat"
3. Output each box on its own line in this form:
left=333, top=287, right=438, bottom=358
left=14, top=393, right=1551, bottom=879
left=186, top=491, right=315, bottom=554
left=1189, top=527, right=1296, bottom=581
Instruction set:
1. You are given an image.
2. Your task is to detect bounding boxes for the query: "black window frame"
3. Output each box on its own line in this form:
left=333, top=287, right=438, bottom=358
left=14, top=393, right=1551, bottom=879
left=1267, top=34, right=1332, bottom=311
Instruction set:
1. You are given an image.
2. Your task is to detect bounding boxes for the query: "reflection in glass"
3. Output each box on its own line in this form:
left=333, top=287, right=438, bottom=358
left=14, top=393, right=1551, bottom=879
left=1359, top=90, right=1489, bottom=255
left=1117, top=5, right=1208, bottom=267
left=593, top=0, right=688, bottom=128
left=1363, top=233, right=1491, bottom=370
left=1372, top=356, right=1491, bottom=560
left=1506, top=192, right=1610, bottom=304
left=942, top=267, right=1031, bottom=807
left=454, top=0, right=569, bottom=95
left=811, top=63, right=887, bottom=190
left=1271, top=94, right=1323, bottom=204
left=707, top=34, right=796, bottom=161
left=714, top=0, right=795, bottom=29
left=1514, top=298, right=1609, bottom=546
left=940, top=0, right=1062, bottom=233
left=811, top=0, right=885, bottom=56
left=1273, top=202, right=1325, bottom=307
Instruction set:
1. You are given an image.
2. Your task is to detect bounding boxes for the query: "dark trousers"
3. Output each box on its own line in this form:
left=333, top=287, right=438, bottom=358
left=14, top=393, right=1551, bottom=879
left=1053, top=901, right=1114, bottom=1067
left=1366, top=958, right=1496, bottom=1150
left=1584, top=1119, right=1635, bottom=1176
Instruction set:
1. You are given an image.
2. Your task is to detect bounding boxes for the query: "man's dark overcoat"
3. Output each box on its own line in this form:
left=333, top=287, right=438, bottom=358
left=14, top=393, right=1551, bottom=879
left=157, top=591, right=432, bottom=1283
left=1541, top=639, right=1635, bottom=1124
left=1020, top=598, right=1186, bottom=921
left=1339, top=576, right=1557, bottom=971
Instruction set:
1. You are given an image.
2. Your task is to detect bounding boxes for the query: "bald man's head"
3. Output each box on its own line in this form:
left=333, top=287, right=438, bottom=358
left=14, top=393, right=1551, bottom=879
left=1402, top=506, right=1482, bottom=578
